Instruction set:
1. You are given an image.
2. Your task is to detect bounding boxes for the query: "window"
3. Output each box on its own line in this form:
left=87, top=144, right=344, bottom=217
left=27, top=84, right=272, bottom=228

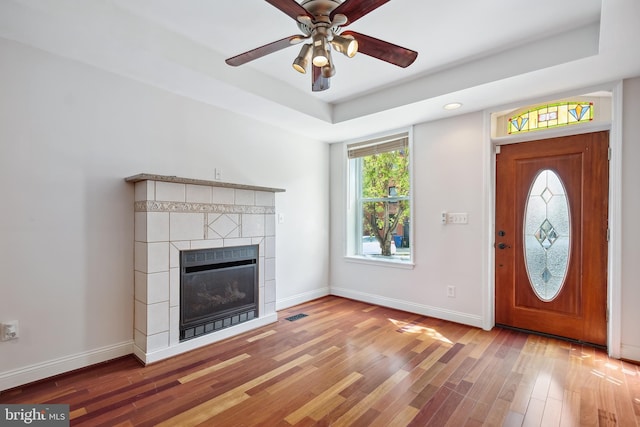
left=508, top=102, right=593, bottom=134
left=347, top=131, right=412, bottom=263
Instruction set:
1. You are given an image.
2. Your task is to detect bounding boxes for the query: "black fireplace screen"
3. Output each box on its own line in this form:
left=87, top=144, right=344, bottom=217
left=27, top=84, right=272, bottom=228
left=180, top=245, right=258, bottom=341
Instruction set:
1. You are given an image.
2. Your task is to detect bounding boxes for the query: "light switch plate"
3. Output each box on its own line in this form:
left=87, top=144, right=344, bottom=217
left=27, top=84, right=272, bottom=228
left=446, top=213, right=468, bottom=224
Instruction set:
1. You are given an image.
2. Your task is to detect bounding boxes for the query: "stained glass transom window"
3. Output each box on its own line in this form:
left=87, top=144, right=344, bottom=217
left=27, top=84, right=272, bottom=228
left=509, top=102, right=593, bottom=134
left=523, top=170, right=571, bottom=302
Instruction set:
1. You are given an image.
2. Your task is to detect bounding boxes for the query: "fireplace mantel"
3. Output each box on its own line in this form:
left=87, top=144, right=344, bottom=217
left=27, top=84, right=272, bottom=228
left=126, top=173, right=283, bottom=364
left=125, top=173, right=285, bottom=194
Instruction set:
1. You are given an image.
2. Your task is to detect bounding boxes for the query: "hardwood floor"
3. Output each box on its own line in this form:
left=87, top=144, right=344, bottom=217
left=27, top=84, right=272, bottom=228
left=2, top=296, right=639, bottom=426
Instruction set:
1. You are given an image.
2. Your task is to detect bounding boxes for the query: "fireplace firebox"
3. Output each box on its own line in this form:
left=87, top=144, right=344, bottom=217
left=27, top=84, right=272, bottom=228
left=180, top=245, right=258, bottom=341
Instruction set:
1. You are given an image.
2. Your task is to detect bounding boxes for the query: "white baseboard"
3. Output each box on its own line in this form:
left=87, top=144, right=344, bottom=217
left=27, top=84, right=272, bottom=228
left=621, top=343, right=640, bottom=363
left=330, top=287, right=484, bottom=329
left=275, top=287, right=330, bottom=311
left=0, top=341, right=133, bottom=393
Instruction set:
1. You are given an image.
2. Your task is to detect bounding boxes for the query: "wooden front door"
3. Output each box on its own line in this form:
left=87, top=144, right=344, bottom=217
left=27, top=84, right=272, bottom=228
left=495, top=131, right=609, bottom=346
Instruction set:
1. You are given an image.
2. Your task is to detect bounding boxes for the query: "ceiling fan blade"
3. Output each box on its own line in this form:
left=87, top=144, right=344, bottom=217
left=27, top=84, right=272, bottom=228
left=330, top=0, right=390, bottom=26
left=225, top=35, right=307, bottom=66
left=265, top=0, right=314, bottom=22
left=342, top=31, right=417, bottom=68
left=312, top=65, right=330, bottom=92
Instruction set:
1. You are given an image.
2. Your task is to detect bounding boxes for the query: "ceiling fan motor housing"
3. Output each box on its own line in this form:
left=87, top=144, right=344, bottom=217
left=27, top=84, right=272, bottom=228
left=297, top=0, right=342, bottom=35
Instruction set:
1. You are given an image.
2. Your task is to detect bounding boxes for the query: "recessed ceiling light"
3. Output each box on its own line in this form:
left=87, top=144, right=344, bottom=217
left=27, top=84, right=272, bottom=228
left=444, top=102, right=462, bottom=110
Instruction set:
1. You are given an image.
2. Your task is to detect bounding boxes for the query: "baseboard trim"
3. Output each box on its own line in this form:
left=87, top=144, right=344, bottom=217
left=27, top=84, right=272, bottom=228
left=621, top=344, right=640, bottom=364
left=276, top=287, right=330, bottom=311
left=330, top=287, right=484, bottom=329
left=0, top=341, right=133, bottom=393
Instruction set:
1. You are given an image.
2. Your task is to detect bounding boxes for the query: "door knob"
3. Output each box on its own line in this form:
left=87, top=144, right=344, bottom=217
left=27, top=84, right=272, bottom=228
left=497, top=242, right=508, bottom=249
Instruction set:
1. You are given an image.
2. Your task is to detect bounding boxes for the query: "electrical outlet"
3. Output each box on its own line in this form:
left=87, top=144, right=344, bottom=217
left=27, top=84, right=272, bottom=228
left=1, top=321, right=19, bottom=341
left=447, top=286, right=456, bottom=298
left=214, top=168, right=221, bottom=180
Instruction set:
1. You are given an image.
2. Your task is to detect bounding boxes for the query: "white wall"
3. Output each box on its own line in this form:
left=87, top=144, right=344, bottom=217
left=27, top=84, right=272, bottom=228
left=621, top=77, right=640, bottom=362
left=330, top=113, right=487, bottom=327
left=330, top=89, right=640, bottom=362
left=0, top=38, right=330, bottom=390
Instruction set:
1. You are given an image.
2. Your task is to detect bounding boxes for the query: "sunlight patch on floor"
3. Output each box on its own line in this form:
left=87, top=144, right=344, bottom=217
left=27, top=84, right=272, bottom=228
left=387, top=318, right=453, bottom=344
left=591, top=369, right=623, bottom=386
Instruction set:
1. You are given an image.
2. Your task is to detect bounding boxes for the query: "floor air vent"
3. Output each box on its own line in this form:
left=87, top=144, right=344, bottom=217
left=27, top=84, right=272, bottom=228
left=285, top=313, right=308, bottom=321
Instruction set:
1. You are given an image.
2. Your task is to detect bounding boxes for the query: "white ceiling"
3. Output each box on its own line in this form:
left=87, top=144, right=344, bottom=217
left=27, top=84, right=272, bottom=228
left=1, top=0, right=639, bottom=142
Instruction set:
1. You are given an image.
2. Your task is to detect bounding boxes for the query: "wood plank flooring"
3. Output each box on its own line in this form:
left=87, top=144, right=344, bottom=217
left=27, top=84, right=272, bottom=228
left=1, top=296, right=639, bottom=426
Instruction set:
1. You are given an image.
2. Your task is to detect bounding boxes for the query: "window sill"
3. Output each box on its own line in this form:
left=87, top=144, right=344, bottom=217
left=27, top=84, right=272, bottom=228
left=344, top=255, right=415, bottom=269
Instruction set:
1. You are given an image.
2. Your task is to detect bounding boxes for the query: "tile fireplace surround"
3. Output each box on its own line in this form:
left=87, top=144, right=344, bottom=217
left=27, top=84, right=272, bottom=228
left=125, top=174, right=285, bottom=364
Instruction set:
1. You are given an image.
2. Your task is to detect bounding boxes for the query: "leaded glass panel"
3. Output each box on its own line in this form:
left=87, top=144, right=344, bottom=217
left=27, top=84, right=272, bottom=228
left=508, top=102, right=593, bottom=134
left=523, top=170, right=571, bottom=301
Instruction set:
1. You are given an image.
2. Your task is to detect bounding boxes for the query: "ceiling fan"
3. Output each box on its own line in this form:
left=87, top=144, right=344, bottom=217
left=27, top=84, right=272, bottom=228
left=225, top=0, right=418, bottom=92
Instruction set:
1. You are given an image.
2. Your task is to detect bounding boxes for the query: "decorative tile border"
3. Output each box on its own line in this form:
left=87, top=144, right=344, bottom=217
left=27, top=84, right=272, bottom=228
left=134, top=201, right=276, bottom=214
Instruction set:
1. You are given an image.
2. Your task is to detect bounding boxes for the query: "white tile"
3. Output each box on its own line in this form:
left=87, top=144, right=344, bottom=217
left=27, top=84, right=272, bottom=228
left=264, top=302, right=276, bottom=316
left=169, top=267, right=180, bottom=307
left=235, top=189, right=255, bottom=205
left=147, top=212, right=169, bottom=242
left=169, top=306, right=180, bottom=346
left=134, top=242, right=148, bottom=273
left=134, top=271, right=147, bottom=303
left=265, top=236, right=276, bottom=259
left=265, top=257, right=276, bottom=282
left=258, top=256, right=265, bottom=287
left=258, top=297, right=265, bottom=319
left=265, top=280, right=276, bottom=304
left=134, top=329, right=147, bottom=352
left=170, top=212, right=205, bottom=241
left=241, top=214, right=265, bottom=237
left=170, top=241, right=191, bottom=269
left=190, top=239, right=224, bottom=250
left=134, top=181, right=154, bottom=202
left=259, top=286, right=265, bottom=312
left=147, top=331, right=169, bottom=352
left=186, top=184, right=212, bottom=204
left=255, top=191, right=275, bottom=207
left=147, top=271, right=169, bottom=304
left=147, top=301, right=169, bottom=335
left=134, top=212, right=147, bottom=242
left=147, top=242, right=169, bottom=273
left=212, top=187, right=235, bottom=205
left=265, top=214, right=276, bottom=237
left=134, top=300, right=147, bottom=334
left=223, top=238, right=253, bottom=248
left=208, top=214, right=239, bottom=238
left=156, top=182, right=185, bottom=202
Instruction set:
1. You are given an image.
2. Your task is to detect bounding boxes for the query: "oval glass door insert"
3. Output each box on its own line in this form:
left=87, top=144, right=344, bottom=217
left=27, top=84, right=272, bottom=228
left=523, top=169, right=571, bottom=301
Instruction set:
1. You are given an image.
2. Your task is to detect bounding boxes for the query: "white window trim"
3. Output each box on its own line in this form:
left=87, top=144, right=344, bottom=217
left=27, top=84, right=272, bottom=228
left=344, top=127, right=415, bottom=269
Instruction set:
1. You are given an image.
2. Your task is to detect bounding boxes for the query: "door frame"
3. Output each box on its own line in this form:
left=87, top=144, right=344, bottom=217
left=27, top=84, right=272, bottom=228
left=483, top=82, right=623, bottom=358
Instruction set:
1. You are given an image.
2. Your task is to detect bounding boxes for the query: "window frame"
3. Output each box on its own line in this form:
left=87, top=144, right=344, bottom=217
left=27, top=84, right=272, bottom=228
left=345, top=128, right=414, bottom=268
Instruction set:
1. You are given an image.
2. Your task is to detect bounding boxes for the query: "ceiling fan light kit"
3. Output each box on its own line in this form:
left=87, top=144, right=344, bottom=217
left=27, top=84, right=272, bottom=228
left=292, top=43, right=313, bottom=73
left=331, top=34, right=358, bottom=58
left=225, top=0, right=418, bottom=92
left=311, top=28, right=330, bottom=67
